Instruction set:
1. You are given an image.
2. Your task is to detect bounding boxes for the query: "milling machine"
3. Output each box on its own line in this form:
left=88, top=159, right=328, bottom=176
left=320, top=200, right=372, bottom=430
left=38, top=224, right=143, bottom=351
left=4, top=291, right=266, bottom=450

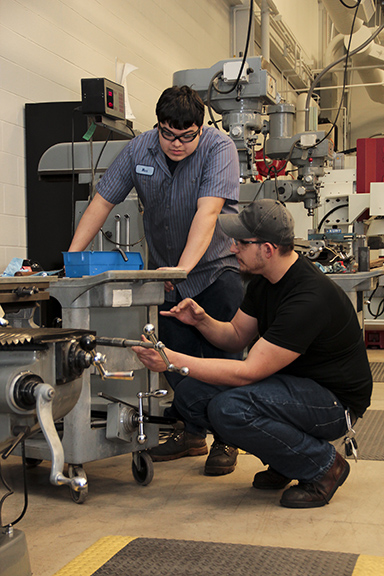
left=173, top=56, right=384, bottom=323
left=173, top=56, right=333, bottom=216
left=0, top=274, right=185, bottom=576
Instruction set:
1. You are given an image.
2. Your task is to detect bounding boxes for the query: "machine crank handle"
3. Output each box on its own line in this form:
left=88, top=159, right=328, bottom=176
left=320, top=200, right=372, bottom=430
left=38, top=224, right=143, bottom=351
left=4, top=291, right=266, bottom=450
left=98, top=371, right=134, bottom=380
left=34, top=384, right=87, bottom=492
left=98, top=392, right=177, bottom=426
left=90, top=350, right=134, bottom=380
left=143, top=324, right=190, bottom=377
left=136, top=389, right=170, bottom=444
left=79, top=335, right=135, bottom=379
left=94, top=333, right=190, bottom=376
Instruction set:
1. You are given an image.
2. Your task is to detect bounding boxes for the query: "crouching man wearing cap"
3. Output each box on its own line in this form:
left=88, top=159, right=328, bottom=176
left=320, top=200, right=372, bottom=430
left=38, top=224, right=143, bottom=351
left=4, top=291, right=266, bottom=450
left=133, top=199, right=372, bottom=508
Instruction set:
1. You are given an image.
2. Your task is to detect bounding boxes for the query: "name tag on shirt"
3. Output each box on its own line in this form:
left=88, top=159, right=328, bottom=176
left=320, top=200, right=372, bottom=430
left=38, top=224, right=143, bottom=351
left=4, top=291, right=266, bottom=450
left=136, top=165, right=154, bottom=176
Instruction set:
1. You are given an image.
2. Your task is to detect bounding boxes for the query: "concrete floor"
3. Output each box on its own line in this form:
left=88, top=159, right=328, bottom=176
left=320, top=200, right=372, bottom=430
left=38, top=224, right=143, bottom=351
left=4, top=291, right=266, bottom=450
left=2, top=349, right=384, bottom=576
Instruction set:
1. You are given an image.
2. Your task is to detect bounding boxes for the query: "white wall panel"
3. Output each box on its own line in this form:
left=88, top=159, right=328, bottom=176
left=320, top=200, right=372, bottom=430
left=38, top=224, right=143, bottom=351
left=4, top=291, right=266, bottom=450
left=0, top=90, right=27, bottom=125
left=0, top=57, right=77, bottom=105
left=0, top=214, right=25, bottom=247
left=0, top=0, right=233, bottom=272
left=0, top=151, right=20, bottom=186
left=2, top=122, right=24, bottom=157
left=3, top=184, right=25, bottom=217
left=0, top=184, right=4, bottom=212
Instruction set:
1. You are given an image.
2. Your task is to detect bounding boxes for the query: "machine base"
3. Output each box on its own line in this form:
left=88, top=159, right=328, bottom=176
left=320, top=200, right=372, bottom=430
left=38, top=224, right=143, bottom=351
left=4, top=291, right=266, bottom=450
left=0, top=527, right=32, bottom=576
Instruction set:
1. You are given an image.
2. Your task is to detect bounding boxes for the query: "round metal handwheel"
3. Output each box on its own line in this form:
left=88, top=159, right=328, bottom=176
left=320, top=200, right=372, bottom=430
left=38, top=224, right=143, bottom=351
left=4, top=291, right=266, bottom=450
left=68, top=464, right=88, bottom=504
left=132, top=451, right=154, bottom=486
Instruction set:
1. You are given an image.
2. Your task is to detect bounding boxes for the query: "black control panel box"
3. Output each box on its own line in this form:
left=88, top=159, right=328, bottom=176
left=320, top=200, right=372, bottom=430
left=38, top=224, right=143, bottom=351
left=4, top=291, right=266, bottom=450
left=81, top=78, right=125, bottom=120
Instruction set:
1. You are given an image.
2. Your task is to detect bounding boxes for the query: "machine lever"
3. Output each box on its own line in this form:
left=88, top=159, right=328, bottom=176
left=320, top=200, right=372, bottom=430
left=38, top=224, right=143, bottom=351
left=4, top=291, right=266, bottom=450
left=143, top=324, right=189, bottom=376
left=13, top=286, right=39, bottom=297
left=98, top=390, right=176, bottom=444
left=98, top=391, right=177, bottom=425
left=136, top=389, right=170, bottom=444
left=95, top=336, right=153, bottom=349
left=98, top=391, right=138, bottom=409
left=34, top=383, right=87, bottom=492
left=90, top=350, right=134, bottom=380
left=1, top=427, right=30, bottom=460
left=137, top=390, right=167, bottom=444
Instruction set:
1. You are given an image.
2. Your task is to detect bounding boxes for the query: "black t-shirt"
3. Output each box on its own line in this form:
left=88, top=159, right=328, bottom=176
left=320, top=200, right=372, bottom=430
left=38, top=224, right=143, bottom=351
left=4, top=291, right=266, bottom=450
left=240, top=255, right=372, bottom=416
left=165, top=155, right=178, bottom=175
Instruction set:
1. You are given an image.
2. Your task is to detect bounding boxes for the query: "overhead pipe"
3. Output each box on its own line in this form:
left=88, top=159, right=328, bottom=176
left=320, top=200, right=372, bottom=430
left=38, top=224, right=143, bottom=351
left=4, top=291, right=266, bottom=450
left=346, top=24, right=384, bottom=103
left=324, top=33, right=345, bottom=67
left=296, top=93, right=319, bottom=133
left=321, top=0, right=384, bottom=106
left=261, top=0, right=270, bottom=62
left=322, top=0, right=364, bottom=35
left=304, top=2, right=384, bottom=129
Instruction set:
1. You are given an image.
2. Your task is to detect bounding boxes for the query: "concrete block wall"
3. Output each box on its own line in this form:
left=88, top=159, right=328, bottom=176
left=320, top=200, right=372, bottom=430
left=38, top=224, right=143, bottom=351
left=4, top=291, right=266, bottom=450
left=0, top=0, right=235, bottom=273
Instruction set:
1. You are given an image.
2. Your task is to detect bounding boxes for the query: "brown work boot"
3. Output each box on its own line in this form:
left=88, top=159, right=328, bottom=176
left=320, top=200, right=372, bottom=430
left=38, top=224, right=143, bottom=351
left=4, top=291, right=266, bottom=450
left=204, top=440, right=238, bottom=476
left=253, top=467, right=292, bottom=490
left=280, top=451, right=350, bottom=508
left=148, top=429, right=208, bottom=462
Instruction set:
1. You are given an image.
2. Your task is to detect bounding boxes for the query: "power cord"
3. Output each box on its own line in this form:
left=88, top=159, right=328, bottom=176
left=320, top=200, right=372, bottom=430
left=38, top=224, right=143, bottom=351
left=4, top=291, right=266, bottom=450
left=338, top=0, right=360, bottom=8
left=316, top=204, right=349, bottom=232
left=0, top=442, right=29, bottom=529
left=367, top=282, right=384, bottom=319
left=205, top=0, right=254, bottom=127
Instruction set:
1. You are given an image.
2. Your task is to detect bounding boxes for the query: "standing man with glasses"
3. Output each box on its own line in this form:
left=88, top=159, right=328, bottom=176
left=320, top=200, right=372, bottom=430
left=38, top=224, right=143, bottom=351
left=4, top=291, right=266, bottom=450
left=68, top=85, right=244, bottom=475
left=133, top=199, right=372, bottom=508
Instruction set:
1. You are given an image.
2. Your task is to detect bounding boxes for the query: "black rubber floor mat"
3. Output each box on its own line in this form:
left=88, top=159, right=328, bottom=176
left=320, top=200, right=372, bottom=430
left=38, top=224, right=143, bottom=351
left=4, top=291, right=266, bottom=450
left=370, top=362, right=384, bottom=382
left=333, top=410, right=384, bottom=460
left=92, top=538, right=358, bottom=576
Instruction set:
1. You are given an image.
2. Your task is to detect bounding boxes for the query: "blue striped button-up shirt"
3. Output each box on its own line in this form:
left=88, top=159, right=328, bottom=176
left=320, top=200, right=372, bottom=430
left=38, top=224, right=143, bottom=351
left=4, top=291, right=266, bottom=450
left=97, top=125, right=240, bottom=301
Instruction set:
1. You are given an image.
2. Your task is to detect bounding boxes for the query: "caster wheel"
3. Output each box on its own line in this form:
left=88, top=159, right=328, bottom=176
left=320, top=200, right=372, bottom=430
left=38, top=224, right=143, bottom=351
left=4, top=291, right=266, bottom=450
left=68, top=464, right=88, bottom=504
left=132, top=451, right=154, bottom=486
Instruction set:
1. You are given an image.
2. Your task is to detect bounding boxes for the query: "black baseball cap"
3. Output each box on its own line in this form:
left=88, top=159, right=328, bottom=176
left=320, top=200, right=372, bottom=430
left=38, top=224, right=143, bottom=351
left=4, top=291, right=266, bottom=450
left=219, top=199, right=295, bottom=246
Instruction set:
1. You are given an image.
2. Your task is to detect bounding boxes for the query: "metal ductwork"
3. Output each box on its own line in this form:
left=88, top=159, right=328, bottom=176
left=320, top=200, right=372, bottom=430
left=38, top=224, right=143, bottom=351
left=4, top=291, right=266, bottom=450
left=322, top=0, right=384, bottom=104
left=322, top=0, right=364, bottom=35
left=346, top=24, right=384, bottom=103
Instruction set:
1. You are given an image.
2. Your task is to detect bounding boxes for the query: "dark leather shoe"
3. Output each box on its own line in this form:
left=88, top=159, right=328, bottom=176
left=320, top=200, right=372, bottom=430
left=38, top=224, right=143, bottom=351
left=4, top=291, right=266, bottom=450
left=149, top=429, right=208, bottom=462
left=280, top=451, right=350, bottom=509
left=253, top=467, right=292, bottom=490
left=204, top=440, right=238, bottom=476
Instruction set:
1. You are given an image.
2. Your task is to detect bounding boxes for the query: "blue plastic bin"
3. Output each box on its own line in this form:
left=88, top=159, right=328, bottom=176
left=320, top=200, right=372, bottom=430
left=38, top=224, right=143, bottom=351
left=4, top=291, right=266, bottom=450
left=63, top=251, right=144, bottom=278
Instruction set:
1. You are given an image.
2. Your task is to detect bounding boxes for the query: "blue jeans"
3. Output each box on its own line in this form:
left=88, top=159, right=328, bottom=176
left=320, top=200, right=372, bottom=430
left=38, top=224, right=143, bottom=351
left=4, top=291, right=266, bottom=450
left=173, top=374, right=349, bottom=482
left=158, top=270, right=244, bottom=435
